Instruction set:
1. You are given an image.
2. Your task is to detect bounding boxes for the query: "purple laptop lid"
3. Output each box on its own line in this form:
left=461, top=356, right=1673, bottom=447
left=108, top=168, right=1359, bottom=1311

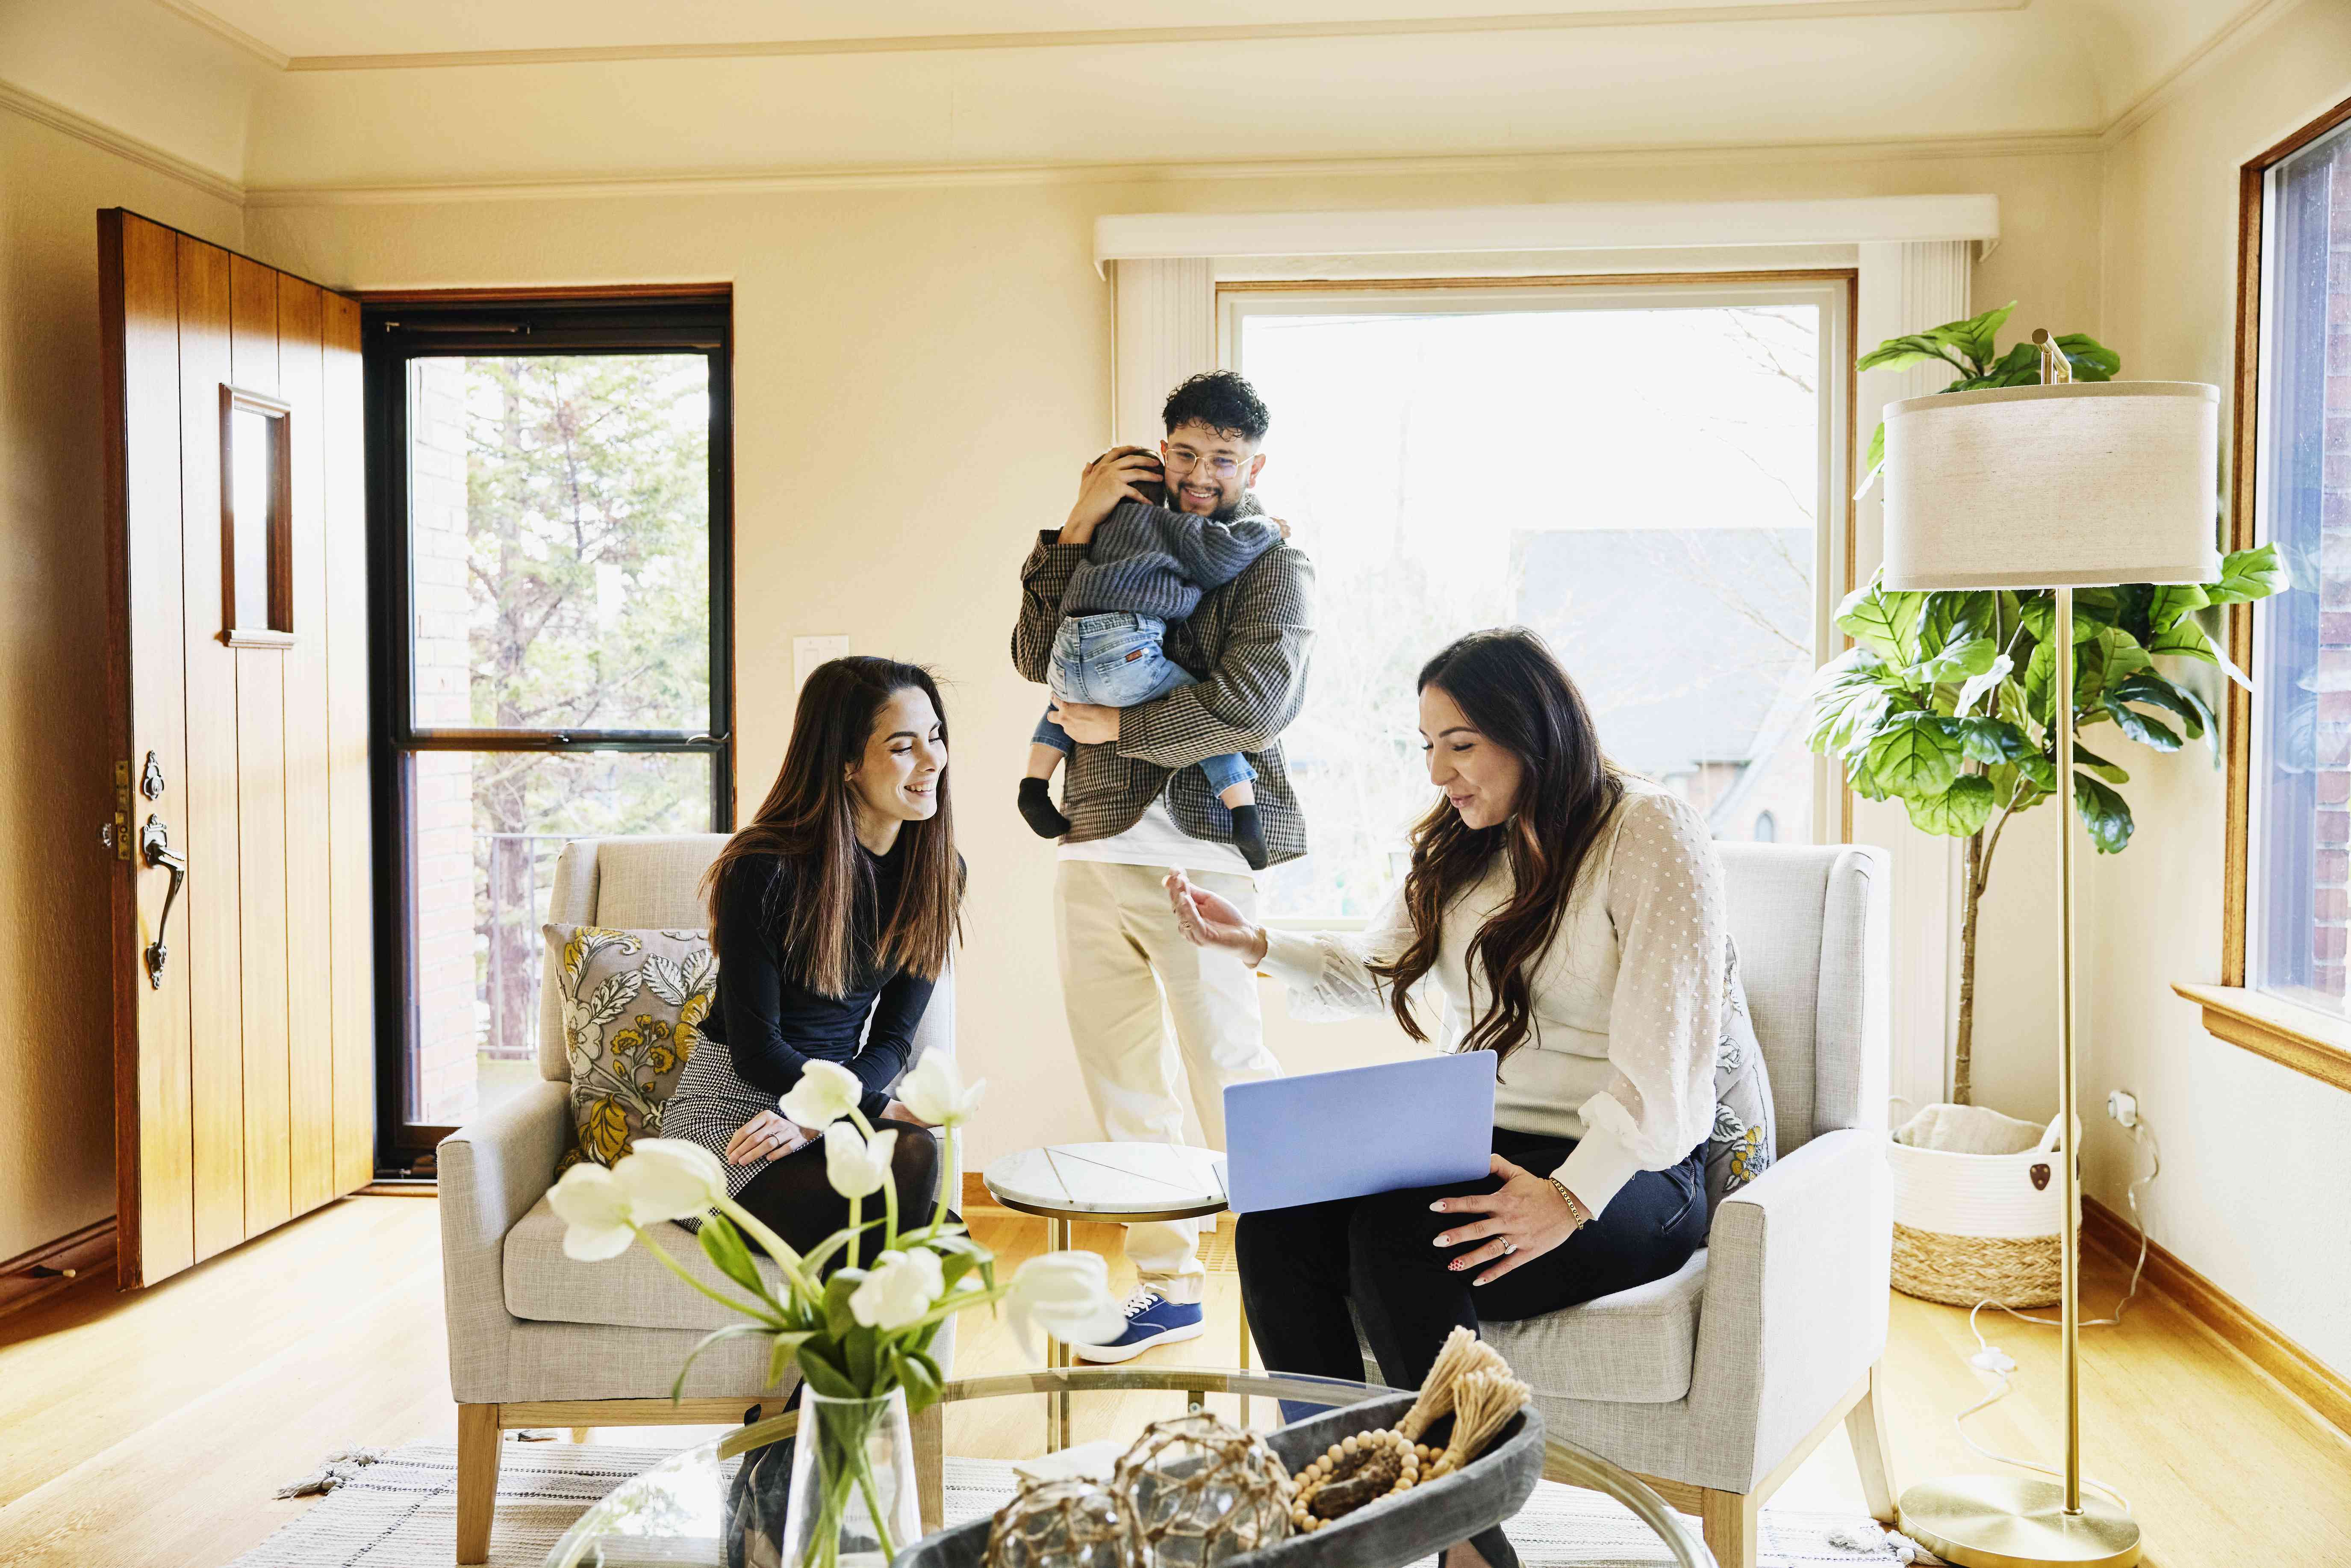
left=1222, top=1051, right=1496, bottom=1213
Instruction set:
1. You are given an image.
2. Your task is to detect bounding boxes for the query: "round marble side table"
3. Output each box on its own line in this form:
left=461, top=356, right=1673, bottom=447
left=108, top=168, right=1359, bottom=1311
left=981, top=1142, right=1247, bottom=1447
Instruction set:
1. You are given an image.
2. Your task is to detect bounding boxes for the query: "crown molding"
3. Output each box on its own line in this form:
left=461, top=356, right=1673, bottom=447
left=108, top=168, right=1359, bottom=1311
left=0, top=78, right=243, bottom=205
left=258, top=0, right=2024, bottom=73
left=241, top=130, right=2097, bottom=209
left=2098, top=0, right=2307, bottom=149
left=151, top=0, right=292, bottom=69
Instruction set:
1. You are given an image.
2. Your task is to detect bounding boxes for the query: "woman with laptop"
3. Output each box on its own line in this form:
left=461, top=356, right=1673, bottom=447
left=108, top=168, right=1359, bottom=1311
left=1165, top=627, right=1723, bottom=1568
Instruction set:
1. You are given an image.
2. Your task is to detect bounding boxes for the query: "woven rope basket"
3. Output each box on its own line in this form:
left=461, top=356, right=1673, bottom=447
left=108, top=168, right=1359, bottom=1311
left=1889, top=1116, right=2067, bottom=1309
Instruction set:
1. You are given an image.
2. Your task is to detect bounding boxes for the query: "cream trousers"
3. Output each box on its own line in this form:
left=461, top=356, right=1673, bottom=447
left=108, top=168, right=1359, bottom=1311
left=1053, top=859, right=1281, bottom=1303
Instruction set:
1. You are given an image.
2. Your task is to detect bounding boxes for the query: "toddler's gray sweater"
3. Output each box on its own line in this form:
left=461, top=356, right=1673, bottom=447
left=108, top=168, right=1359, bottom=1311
left=1060, top=495, right=1282, bottom=622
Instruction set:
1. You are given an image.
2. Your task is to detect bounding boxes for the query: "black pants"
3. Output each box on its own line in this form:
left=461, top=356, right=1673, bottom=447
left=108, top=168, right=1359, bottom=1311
left=730, top=1118, right=953, bottom=1273
left=1237, top=1127, right=1709, bottom=1403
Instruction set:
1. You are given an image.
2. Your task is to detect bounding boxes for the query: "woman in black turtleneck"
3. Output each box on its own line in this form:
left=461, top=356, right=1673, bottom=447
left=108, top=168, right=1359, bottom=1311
left=661, top=656, right=963, bottom=1267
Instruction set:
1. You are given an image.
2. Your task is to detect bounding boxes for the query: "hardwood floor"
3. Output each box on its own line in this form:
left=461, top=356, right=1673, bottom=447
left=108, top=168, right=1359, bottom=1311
left=0, top=1196, right=2345, bottom=1566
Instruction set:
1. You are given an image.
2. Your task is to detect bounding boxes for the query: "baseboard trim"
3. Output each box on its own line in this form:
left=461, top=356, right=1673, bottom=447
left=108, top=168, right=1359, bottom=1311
left=0, top=1217, right=117, bottom=1319
left=2082, top=1195, right=2351, bottom=1440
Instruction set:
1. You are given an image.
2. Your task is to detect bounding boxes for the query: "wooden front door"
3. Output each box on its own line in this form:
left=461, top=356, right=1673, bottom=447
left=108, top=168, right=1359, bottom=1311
left=98, top=210, right=375, bottom=1288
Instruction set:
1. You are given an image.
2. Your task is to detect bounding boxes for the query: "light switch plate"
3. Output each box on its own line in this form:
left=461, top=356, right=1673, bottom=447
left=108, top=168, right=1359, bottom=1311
left=794, top=634, right=849, bottom=691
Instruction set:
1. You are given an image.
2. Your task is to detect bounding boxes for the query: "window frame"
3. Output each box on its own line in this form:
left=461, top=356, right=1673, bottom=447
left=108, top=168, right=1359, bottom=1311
left=2185, top=93, right=2351, bottom=1094
left=1218, top=270, right=1855, bottom=926
left=360, top=287, right=737, bottom=1168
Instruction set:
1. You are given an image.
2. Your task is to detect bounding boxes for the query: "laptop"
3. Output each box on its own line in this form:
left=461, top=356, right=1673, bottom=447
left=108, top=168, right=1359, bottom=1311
left=1222, top=1051, right=1497, bottom=1214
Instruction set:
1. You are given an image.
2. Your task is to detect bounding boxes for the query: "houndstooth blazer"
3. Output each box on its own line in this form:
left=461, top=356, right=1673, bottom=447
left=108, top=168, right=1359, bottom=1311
left=1013, top=527, right=1317, bottom=866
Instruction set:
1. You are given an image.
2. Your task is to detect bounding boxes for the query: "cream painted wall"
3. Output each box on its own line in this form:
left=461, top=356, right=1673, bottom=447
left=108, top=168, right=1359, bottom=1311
left=0, top=102, right=244, bottom=1262
left=248, top=144, right=2101, bottom=1176
left=2089, top=0, right=2351, bottom=1378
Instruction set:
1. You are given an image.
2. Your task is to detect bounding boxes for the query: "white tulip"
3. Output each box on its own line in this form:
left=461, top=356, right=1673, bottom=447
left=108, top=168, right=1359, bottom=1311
left=849, top=1247, right=946, bottom=1332
left=1004, top=1250, right=1124, bottom=1359
left=899, top=1053, right=986, bottom=1128
left=549, top=1162, right=637, bottom=1261
left=615, top=1139, right=728, bottom=1222
left=778, top=1060, right=863, bottom=1130
left=824, top=1121, right=898, bottom=1201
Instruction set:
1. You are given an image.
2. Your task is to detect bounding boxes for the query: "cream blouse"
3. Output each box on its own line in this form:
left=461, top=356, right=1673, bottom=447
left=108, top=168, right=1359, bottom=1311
left=1259, top=780, right=1726, bottom=1217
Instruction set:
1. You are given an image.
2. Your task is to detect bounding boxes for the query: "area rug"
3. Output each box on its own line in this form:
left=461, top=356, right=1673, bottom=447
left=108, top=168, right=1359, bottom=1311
left=230, top=1441, right=1921, bottom=1567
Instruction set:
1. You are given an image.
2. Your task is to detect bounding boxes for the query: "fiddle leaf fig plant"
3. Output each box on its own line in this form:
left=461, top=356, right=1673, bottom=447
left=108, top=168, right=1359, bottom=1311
left=1817, top=307, right=2291, bottom=1103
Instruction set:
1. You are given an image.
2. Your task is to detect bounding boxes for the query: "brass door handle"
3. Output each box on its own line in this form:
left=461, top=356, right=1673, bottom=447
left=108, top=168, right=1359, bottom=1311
left=141, top=814, right=186, bottom=989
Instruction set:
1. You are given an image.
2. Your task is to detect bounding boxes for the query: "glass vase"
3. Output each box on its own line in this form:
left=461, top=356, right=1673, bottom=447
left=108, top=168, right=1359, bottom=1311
left=762, top=1388, right=919, bottom=1568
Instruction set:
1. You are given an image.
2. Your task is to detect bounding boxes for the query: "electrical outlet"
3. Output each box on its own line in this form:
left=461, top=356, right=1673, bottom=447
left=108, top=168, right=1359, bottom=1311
left=2106, top=1088, right=2139, bottom=1128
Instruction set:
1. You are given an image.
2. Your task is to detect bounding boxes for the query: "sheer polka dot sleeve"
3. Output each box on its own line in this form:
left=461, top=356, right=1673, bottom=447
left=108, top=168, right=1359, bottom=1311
left=1554, top=789, right=1727, bottom=1218
left=1259, top=879, right=1418, bottom=1022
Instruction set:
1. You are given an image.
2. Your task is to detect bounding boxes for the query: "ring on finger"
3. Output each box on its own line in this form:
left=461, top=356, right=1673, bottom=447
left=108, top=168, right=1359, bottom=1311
left=1500, top=1240, right=1518, bottom=1255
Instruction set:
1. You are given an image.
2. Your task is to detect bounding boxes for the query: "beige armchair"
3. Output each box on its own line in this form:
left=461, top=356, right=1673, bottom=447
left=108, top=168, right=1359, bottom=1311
left=437, top=834, right=957, bottom=1563
left=1356, top=843, right=1897, bottom=1568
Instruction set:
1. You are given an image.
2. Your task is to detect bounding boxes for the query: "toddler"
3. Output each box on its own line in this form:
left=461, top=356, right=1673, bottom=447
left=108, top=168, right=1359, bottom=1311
left=1019, top=495, right=1285, bottom=869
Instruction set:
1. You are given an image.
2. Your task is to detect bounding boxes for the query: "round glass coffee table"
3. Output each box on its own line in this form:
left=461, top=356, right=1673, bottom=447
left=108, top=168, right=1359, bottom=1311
left=542, top=1368, right=1714, bottom=1568
left=982, top=1142, right=1243, bottom=1446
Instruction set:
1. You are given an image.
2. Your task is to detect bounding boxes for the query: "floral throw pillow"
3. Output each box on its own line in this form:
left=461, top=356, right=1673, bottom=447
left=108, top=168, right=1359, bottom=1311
left=544, top=923, right=717, bottom=1175
left=1704, top=936, right=1779, bottom=1212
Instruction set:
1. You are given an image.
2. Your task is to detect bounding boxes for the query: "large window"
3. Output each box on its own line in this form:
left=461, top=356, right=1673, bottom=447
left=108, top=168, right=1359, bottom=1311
left=1224, top=279, right=1849, bottom=918
left=2248, top=112, right=2351, bottom=1017
left=366, top=294, right=732, bottom=1162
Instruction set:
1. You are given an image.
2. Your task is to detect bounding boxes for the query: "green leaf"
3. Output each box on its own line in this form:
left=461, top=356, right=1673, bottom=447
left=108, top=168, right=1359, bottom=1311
left=2053, top=333, right=2120, bottom=381
left=795, top=1338, right=860, bottom=1399
left=2018, top=589, right=2117, bottom=645
left=801, top=1217, right=886, bottom=1278
left=2074, top=772, right=2134, bottom=853
left=2147, top=584, right=2210, bottom=630
left=1913, top=634, right=1997, bottom=686
left=822, top=1272, right=866, bottom=1338
left=1859, top=333, right=1970, bottom=374
left=845, top=1326, right=880, bottom=1392
left=2072, top=742, right=2129, bottom=785
left=896, top=1348, right=945, bottom=1414
left=2207, top=542, right=2290, bottom=605
left=1858, top=421, right=1887, bottom=496
left=1807, top=649, right=1909, bottom=758
left=1837, top=578, right=1926, bottom=663
left=698, top=1214, right=768, bottom=1301
left=2145, top=619, right=2216, bottom=665
left=1865, top=713, right=1962, bottom=797
left=1955, top=653, right=2014, bottom=718
left=671, top=1323, right=772, bottom=1404
left=2110, top=671, right=2213, bottom=747
left=1942, top=301, right=2018, bottom=368
left=2101, top=694, right=2183, bottom=752
left=1903, top=773, right=1997, bottom=836
left=767, top=1330, right=816, bottom=1391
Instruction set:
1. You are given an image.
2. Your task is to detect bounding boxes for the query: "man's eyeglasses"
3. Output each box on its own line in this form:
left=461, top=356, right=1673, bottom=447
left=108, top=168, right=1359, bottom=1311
left=1163, top=448, right=1243, bottom=479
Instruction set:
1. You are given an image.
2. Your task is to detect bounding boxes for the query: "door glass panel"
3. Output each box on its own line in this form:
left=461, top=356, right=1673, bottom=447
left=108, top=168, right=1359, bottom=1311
left=406, top=353, right=713, bottom=733
left=407, top=750, right=715, bottom=1127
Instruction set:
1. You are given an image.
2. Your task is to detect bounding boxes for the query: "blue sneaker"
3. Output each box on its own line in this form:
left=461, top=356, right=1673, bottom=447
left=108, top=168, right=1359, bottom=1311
left=1071, top=1286, right=1206, bottom=1363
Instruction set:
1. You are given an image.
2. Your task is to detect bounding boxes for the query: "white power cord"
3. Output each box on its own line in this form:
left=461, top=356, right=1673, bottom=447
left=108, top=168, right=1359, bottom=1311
left=1948, top=1118, right=2160, bottom=1509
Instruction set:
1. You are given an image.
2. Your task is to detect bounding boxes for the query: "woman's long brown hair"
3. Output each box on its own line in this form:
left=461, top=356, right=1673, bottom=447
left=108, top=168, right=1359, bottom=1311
left=1368, top=628, right=1623, bottom=1071
left=701, top=656, right=962, bottom=997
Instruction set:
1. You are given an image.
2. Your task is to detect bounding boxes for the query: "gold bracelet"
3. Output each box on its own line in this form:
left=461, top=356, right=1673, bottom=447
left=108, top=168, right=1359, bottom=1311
left=1547, top=1175, right=1591, bottom=1230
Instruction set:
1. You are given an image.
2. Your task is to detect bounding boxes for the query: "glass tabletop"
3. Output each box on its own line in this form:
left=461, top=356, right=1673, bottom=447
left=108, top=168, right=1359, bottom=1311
left=544, top=1367, right=1712, bottom=1568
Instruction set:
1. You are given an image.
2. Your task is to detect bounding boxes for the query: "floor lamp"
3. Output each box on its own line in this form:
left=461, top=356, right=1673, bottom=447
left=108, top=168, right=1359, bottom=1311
left=1882, top=333, right=2219, bottom=1568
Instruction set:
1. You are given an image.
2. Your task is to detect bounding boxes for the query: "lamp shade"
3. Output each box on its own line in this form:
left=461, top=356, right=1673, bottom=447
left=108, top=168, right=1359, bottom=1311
left=1882, top=380, right=2222, bottom=591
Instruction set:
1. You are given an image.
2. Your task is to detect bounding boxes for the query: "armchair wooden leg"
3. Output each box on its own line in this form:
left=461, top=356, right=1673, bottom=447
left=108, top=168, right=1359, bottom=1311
left=913, top=1396, right=944, bottom=1533
left=569, top=1426, right=592, bottom=1444
left=1844, top=1360, right=1899, bottom=1524
left=1700, top=1488, right=1759, bottom=1568
left=457, top=1403, right=502, bottom=1565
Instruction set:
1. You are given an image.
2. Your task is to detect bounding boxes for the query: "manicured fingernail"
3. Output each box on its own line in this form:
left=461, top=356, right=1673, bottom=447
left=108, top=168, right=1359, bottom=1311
left=1432, top=1235, right=1449, bottom=1247
left=1429, top=1202, right=1447, bottom=1212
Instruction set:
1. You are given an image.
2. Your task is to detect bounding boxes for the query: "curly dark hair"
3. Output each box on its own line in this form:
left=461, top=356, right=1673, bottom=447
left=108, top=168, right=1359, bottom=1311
left=1162, top=370, right=1271, bottom=443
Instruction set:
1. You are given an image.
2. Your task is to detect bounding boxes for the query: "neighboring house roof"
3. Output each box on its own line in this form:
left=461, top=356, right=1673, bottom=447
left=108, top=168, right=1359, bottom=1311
left=1511, top=527, right=1813, bottom=779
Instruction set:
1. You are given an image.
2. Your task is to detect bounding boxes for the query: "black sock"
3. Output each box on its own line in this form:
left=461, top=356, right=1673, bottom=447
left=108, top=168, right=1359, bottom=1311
left=1230, top=803, right=1267, bottom=870
left=1018, top=777, right=1070, bottom=839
